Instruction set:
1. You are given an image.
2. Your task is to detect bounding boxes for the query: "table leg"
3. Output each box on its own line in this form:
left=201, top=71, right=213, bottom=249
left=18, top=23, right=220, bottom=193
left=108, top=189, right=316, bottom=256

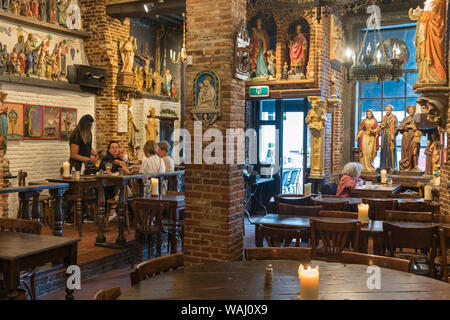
left=18, top=191, right=32, bottom=220
left=116, top=183, right=127, bottom=246
left=50, top=188, right=65, bottom=237
left=64, top=242, right=78, bottom=300
left=31, top=191, right=41, bottom=223
left=170, top=207, right=177, bottom=254
left=358, top=231, right=369, bottom=254
left=5, top=262, right=20, bottom=300
left=96, top=180, right=106, bottom=244
left=255, top=224, right=262, bottom=247
left=74, top=185, right=83, bottom=238
left=373, top=234, right=384, bottom=256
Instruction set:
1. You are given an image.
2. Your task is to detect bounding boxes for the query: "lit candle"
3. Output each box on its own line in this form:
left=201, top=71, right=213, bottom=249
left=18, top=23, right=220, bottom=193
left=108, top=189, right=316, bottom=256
left=304, top=183, right=312, bottom=197
left=380, top=169, right=387, bottom=184
left=151, top=178, right=159, bottom=196
left=63, top=162, right=71, bottom=179
left=298, top=264, right=319, bottom=300
left=358, top=203, right=370, bottom=224
left=424, top=185, right=433, bottom=201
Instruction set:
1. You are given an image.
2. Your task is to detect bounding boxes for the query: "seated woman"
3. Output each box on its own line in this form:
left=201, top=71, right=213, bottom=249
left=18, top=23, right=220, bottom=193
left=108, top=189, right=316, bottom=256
left=140, top=141, right=166, bottom=194
left=336, top=162, right=364, bottom=198
left=100, top=140, right=132, bottom=174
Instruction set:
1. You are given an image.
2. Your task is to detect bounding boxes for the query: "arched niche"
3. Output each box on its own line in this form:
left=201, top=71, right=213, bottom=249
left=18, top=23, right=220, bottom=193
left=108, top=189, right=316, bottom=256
left=248, top=13, right=277, bottom=80
left=286, top=18, right=310, bottom=78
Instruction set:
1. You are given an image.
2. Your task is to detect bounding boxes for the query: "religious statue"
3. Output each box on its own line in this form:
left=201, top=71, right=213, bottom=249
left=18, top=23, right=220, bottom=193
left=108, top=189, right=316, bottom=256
left=127, top=103, right=139, bottom=159
left=145, top=107, right=158, bottom=142
left=66, top=0, right=81, bottom=30
left=134, top=66, right=144, bottom=91
left=398, top=105, right=421, bottom=171
left=2, top=0, right=10, bottom=12
left=120, top=36, right=137, bottom=74
left=288, top=24, right=308, bottom=76
left=24, top=34, right=42, bottom=76
left=163, top=69, right=172, bottom=96
left=282, top=61, right=289, bottom=80
left=63, top=109, right=71, bottom=135
left=251, top=18, right=269, bottom=79
left=22, top=0, right=32, bottom=17
left=54, top=41, right=67, bottom=79
left=145, top=67, right=153, bottom=93
left=35, top=42, right=46, bottom=78
left=31, top=0, right=39, bottom=19
left=409, top=0, right=446, bottom=84
left=8, top=108, right=18, bottom=136
left=196, top=76, right=216, bottom=109
left=10, top=0, right=20, bottom=14
left=306, top=97, right=326, bottom=177
left=356, top=109, right=380, bottom=172
left=39, top=0, right=47, bottom=22
left=330, top=15, right=345, bottom=62
left=48, top=0, right=57, bottom=23
left=266, top=50, right=276, bottom=79
left=380, top=104, right=398, bottom=170
left=17, top=49, right=26, bottom=77
left=152, top=71, right=164, bottom=96
left=56, top=0, right=69, bottom=26
left=45, top=51, right=53, bottom=80
left=9, top=48, right=17, bottom=75
left=171, top=83, right=177, bottom=99
left=0, top=91, right=8, bottom=153
left=0, top=44, right=9, bottom=71
left=155, top=24, right=167, bottom=74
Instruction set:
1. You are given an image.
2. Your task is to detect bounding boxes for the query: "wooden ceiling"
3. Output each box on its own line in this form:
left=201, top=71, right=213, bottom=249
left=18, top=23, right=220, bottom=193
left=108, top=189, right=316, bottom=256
left=106, top=0, right=186, bottom=19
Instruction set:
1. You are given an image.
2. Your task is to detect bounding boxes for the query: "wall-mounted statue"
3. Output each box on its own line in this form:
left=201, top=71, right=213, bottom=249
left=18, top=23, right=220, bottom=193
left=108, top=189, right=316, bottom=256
left=330, top=14, right=345, bottom=62
left=17, top=49, right=26, bottom=76
left=163, top=69, right=172, bottom=97
left=251, top=18, right=269, bottom=80
left=56, top=0, right=70, bottom=26
left=145, top=67, right=153, bottom=93
left=120, top=36, right=137, bottom=74
left=356, top=109, right=380, bottom=172
left=24, top=34, right=41, bottom=76
left=10, top=0, right=20, bottom=14
left=287, top=24, right=308, bottom=78
left=31, top=0, right=39, bottom=19
left=48, top=0, right=57, bottom=23
left=0, top=44, right=9, bottom=71
left=145, top=107, right=158, bottom=142
left=306, top=97, right=326, bottom=177
left=398, top=105, right=421, bottom=171
left=409, top=0, right=446, bottom=84
left=267, top=50, right=275, bottom=80
left=134, top=66, right=144, bottom=91
left=22, top=0, right=33, bottom=17
left=155, top=24, right=167, bottom=74
left=380, top=104, right=398, bottom=171
left=424, top=133, right=438, bottom=175
left=234, top=19, right=251, bottom=81
left=9, top=48, right=17, bottom=75
left=39, top=0, right=47, bottom=22
left=66, top=0, right=81, bottom=30
left=152, top=71, right=163, bottom=96
left=1, top=0, right=10, bottom=12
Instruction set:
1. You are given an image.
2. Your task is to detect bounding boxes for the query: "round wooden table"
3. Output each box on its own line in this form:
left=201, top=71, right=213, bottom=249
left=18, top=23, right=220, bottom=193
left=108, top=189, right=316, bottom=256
left=118, top=260, right=450, bottom=300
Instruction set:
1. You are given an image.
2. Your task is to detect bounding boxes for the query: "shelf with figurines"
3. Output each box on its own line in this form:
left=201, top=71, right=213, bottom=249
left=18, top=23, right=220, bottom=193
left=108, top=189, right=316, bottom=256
left=0, top=1, right=90, bottom=39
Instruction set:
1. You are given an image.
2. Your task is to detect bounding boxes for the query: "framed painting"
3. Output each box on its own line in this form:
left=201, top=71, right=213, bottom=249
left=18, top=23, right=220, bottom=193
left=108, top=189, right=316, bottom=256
left=6, top=103, right=24, bottom=140
left=43, top=107, right=61, bottom=140
left=60, top=108, right=77, bottom=140
left=192, top=70, right=221, bottom=126
left=24, top=105, right=43, bottom=139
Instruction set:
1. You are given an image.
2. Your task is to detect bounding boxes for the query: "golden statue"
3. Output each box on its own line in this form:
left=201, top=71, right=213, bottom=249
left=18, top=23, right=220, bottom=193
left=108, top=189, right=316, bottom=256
left=145, top=107, right=158, bottom=142
left=409, top=0, right=447, bottom=84
left=152, top=71, right=164, bottom=96
left=306, top=97, right=326, bottom=177
left=120, top=36, right=137, bottom=74
left=134, top=66, right=144, bottom=92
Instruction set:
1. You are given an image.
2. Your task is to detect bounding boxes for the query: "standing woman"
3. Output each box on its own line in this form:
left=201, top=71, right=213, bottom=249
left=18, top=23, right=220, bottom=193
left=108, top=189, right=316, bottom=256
left=69, top=114, right=98, bottom=171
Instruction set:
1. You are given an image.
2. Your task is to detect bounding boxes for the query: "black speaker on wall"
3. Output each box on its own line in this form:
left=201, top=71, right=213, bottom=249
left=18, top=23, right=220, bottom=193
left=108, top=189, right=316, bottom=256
left=68, top=64, right=107, bottom=93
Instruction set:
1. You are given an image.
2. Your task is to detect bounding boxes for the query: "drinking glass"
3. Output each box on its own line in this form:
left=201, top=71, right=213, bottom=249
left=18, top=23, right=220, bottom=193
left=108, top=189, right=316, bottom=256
left=105, top=162, right=113, bottom=174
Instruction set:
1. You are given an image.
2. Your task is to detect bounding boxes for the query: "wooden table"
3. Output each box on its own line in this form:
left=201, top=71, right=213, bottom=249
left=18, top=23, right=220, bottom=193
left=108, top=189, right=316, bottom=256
left=351, top=184, right=402, bottom=198
left=0, top=183, right=68, bottom=236
left=134, top=194, right=185, bottom=254
left=118, top=259, right=450, bottom=300
left=0, top=231, right=78, bottom=300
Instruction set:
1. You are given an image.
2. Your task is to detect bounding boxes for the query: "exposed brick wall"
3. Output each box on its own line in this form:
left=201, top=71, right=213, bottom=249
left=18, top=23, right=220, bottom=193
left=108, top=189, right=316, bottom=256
left=183, top=0, right=246, bottom=265
left=79, top=0, right=131, bottom=152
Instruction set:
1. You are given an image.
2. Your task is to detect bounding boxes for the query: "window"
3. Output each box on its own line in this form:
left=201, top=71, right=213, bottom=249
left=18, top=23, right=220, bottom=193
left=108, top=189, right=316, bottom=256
left=356, top=23, right=426, bottom=170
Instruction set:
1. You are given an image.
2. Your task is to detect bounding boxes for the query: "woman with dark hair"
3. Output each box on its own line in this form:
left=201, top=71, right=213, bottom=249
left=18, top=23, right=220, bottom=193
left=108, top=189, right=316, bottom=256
left=100, top=140, right=131, bottom=174
left=69, top=114, right=98, bottom=171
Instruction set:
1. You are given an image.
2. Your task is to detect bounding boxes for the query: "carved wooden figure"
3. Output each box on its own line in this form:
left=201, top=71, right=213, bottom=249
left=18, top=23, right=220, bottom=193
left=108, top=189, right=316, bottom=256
left=306, top=97, right=326, bottom=177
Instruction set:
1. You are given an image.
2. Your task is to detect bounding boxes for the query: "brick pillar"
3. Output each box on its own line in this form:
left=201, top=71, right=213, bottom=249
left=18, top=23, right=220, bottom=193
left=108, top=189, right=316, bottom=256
left=184, top=0, right=246, bottom=265
left=79, top=0, right=130, bottom=151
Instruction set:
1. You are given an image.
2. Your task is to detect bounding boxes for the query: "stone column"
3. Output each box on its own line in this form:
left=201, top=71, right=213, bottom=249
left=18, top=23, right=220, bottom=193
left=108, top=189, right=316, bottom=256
left=184, top=0, right=246, bottom=265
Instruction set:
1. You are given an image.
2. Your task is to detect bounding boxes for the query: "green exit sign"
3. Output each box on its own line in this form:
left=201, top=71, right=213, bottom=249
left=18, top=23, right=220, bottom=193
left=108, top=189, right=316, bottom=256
left=249, top=86, right=270, bottom=98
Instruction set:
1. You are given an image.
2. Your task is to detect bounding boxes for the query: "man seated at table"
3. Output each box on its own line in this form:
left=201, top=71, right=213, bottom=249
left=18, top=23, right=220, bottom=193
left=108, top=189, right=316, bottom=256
left=336, top=162, right=364, bottom=198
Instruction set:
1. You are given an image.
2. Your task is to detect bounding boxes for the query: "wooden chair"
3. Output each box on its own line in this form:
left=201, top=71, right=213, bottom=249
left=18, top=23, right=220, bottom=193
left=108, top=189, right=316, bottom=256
left=258, top=225, right=308, bottom=247
left=363, top=199, right=397, bottom=220
left=92, top=286, right=122, bottom=300
left=133, top=202, right=165, bottom=263
left=130, top=253, right=184, bottom=285
left=319, top=210, right=358, bottom=219
left=342, top=251, right=410, bottom=272
left=278, top=203, right=323, bottom=217
left=437, top=227, right=450, bottom=282
left=397, top=201, right=432, bottom=212
left=314, top=199, right=348, bottom=211
left=0, top=218, right=41, bottom=300
left=275, top=194, right=314, bottom=208
left=433, top=214, right=450, bottom=224
left=384, top=210, right=433, bottom=223
left=383, top=221, right=438, bottom=277
left=310, top=219, right=361, bottom=262
left=245, top=247, right=311, bottom=261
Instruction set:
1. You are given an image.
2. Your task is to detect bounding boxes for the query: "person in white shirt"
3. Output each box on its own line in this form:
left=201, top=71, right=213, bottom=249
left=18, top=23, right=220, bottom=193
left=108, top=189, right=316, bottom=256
left=157, top=140, right=175, bottom=172
left=140, top=141, right=165, bottom=194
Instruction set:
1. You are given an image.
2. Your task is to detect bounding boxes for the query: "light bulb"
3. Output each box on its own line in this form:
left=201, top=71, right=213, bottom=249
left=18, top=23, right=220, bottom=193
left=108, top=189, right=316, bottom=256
left=144, top=4, right=148, bottom=12
left=366, top=43, right=371, bottom=56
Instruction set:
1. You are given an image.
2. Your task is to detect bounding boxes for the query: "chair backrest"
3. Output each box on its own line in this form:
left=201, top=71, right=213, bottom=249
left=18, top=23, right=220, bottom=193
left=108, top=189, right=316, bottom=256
left=289, top=170, right=299, bottom=184
left=275, top=194, right=314, bottom=206
left=383, top=221, right=438, bottom=255
left=18, top=170, right=27, bottom=187
left=0, top=218, right=41, bottom=234
left=319, top=210, right=358, bottom=219
left=165, top=191, right=185, bottom=196
left=321, top=183, right=337, bottom=196
left=130, top=253, right=184, bottom=285
left=245, top=247, right=311, bottom=261
left=439, top=227, right=450, bottom=282
left=363, top=199, right=397, bottom=220
left=92, top=286, right=122, bottom=300
left=278, top=203, right=323, bottom=217
left=397, top=201, right=431, bottom=212
left=314, top=200, right=348, bottom=211
left=433, top=214, right=450, bottom=224
left=259, top=225, right=305, bottom=247
left=342, top=251, right=410, bottom=273
left=310, top=219, right=361, bottom=261
left=384, top=210, right=433, bottom=223
left=134, top=202, right=164, bottom=234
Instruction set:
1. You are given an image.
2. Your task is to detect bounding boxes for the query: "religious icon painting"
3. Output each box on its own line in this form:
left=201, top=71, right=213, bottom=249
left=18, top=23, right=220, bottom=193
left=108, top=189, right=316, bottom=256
left=60, top=108, right=77, bottom=140
left=6, top=103, right=24, bottom=140
left=24, top=105, right=43, bottom=139
left=43, top=107, right=61, bottom=140
left=192, top=70, right=221, bottom=126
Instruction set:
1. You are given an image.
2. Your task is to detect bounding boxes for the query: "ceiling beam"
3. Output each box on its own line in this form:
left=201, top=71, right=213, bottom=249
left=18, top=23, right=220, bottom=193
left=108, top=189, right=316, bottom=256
left=106, top=0, right=185, bottom=18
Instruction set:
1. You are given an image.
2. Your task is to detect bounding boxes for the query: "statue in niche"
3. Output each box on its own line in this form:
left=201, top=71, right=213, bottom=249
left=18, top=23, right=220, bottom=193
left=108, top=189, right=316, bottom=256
left=10, top=0, right=20, bottom=14
left=380, top=104, right=398, bottom=171
left=31, top=0, right=39, bottom=19
left=48, top=0, right=57, bottom=23
left=127, top=103, right=139, bottom=159
left=409, top=0, right=446, bottom=84
left=163, top=69, right=172, bottom=96
left=66, top=0, right=81, bottom=30
left=0, top=92, right=8, bottom=153
left=56, top=0, right=69, bottom=26
left=134, top=66, right=144, bottom=91
left=39, top=0, right=47, bottom=22
left=152, top=71, right=164, bottom=96
left=120, top=36, right=137, bottom=74
left=306, top=97, right=326, bottom=177
left=155, top=24, right=167, bottom=74
left=287, top=24, right=308, bottom=78
left=251, top=18, right=269, bottom=79
left=145, top=107, right=158, bottom=142
left=356, top=109, right=380, bottom=172
left=266, top=50, right=275, bottom=79
left=398, top=105, right=421, bottom=171
left=196, top=76, right=216, bottom=109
